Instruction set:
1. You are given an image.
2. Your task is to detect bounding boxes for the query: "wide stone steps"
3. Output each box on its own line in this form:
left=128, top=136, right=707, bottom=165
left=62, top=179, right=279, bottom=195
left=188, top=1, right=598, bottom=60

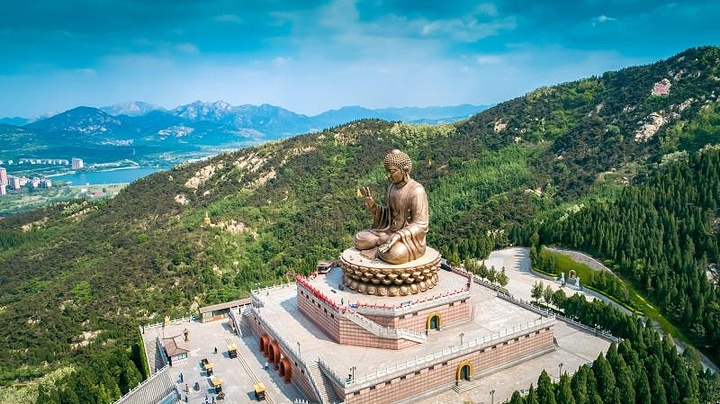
left=115, top=367, right=179, bottom=404
left=143, top=336, right=166, bottom=376
left=452, top=377, right=483, bottom=393
left=343, top=311, right=426, bottom=343
left=238, top=315, right=254, bottom=338
left=308, top=362, right=343, bottom=404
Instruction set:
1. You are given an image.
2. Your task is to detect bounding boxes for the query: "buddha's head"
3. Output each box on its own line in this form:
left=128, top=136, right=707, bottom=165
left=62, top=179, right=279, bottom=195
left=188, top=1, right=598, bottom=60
left=384, top=149, right=412, bottom=184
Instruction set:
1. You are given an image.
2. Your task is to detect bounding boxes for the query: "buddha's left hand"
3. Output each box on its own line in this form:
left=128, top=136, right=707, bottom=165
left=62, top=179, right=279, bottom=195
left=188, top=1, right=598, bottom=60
left=379, top=233, right=401, bottom=253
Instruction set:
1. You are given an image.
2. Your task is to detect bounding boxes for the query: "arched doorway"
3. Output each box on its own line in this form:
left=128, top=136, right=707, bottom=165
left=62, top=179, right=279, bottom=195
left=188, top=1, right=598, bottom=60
left=267, top=342, right=276, bottom=364
left=426, top=313, right=441, bottom=331
left=260, top=334, right=270, bottom=356
left=269, top=341, right=281, bottom=369
left=456, top=361, right=472, bottom=382
left=279, top=358, right=292, bottom=383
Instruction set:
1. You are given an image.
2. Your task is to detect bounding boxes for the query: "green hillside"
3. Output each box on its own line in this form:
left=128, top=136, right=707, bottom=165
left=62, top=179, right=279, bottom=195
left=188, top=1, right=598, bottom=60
left=1, top=46, right=719, bottom=403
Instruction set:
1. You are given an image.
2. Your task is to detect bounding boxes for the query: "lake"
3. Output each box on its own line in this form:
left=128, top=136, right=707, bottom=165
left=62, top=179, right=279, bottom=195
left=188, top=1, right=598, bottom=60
left=52, top=167, right=163, bottom=186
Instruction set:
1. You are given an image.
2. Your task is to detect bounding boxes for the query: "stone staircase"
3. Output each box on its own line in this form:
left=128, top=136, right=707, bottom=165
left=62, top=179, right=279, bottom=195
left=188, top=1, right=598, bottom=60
left=143, top=337, right=166, bottom=375
left=114, top=367, right=179, bottom=404
left=452, top=377, right=483, bottom=393
left=343, top=311, right=426, bottom=343
left=308, top=362, right=343, bottom=404
left=238, top=313, right=254, bottom=338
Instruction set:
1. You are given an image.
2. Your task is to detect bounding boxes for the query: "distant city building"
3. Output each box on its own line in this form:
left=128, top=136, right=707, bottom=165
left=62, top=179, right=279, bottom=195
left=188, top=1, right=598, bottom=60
left=44, top=179, right=52, bottom=188
left=0, top=184, right=6, bottom=196
left=13, top=158, right=69, bottom=166
left=10, top=177, right=21, bottom=190
left=72, top=158, right=84, bottom=169
left=0, top=167, right=7, bottom=186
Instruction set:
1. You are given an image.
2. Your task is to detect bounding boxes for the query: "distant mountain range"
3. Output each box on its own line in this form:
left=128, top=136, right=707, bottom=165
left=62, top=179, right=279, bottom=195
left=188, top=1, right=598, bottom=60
left=0, top=102, right=489, bottom=165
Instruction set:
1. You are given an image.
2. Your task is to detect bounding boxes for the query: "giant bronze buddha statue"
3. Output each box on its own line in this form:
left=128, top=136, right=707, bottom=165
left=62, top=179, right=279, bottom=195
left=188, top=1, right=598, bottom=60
left=353, top=149, right=429, bottom=264
left=342, top=149, right=440, bottom=296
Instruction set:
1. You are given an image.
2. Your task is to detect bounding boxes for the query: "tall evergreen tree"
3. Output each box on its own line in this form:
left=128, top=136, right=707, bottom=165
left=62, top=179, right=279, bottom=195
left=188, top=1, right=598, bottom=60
left=634, top=369, right=652, bottom=404
left=649, top=366, right=668, bottom=404
left=526, top=384, right=540, bottom=404
left=592, top=354, right=617, bottom=401
left=509, top=391, right=526, bottom=404
left=571, top=366, right=591, bottom=404
left=556, top=373, right=576, bottom=404
left=536, top=370, right=557, bottom=404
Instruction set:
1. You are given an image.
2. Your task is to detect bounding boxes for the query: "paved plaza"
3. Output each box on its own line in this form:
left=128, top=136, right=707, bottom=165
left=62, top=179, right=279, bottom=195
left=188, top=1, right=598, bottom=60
left=480, top=247, right=603, bottom=303
left=143, top=319, right=306, bottom=404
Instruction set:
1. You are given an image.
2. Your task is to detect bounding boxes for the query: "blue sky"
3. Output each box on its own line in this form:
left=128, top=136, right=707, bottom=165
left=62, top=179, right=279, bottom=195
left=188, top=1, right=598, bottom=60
left=1, top=0, right=718, bottom=118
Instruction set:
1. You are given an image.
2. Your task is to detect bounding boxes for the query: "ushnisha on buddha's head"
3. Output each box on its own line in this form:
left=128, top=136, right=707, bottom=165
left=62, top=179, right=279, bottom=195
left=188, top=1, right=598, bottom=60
left=383, top=149, right=412, bottom=185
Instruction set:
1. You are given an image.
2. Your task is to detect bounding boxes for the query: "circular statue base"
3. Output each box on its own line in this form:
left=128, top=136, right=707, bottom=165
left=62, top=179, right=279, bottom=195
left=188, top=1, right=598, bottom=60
left=340, top=247, right=441, bottom=297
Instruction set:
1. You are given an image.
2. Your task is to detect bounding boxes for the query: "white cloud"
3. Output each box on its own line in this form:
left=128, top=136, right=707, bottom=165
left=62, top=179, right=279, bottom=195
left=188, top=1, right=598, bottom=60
left=214, top=14, right=242, bottom=23
left=418, top=5, right=515, bottom=42
left=75, top=68, right=97, bottom=76
left=272, top=56, right=292, bottom=66
left=176, top=42, right=200, bottom=55
left=475, top=55, right=503, bottom=65
left=596, top=15, right=617, bottom=23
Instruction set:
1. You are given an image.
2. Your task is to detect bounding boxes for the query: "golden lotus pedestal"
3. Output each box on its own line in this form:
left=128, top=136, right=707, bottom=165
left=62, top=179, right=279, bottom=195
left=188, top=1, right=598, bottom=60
left=340, top=247, right=441, bottom=296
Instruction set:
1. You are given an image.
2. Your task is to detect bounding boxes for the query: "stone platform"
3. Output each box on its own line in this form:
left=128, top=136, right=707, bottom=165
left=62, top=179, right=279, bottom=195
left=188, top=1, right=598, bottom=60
left=340, top=247, right=441, bottom=296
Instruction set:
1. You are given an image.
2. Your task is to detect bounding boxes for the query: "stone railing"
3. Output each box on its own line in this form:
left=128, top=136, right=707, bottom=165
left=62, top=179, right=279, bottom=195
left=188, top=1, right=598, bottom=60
left=321, top=317, right=555, bottom=393
left=353, top=289, right=471, bottom=317
left=343, top=310, right=426, bottom=343
left=318, top=357, right=347, bottom=389
left=496, top=292, right=553, bottom=317
left=448, top=265, right=475, bottom=284
left=555, top=313, right=620, bottom=343
left=251, top=280, right=297, bottom=308
left=227, top=307, right=243, bottom=336
left=472, top=276, right=508, bottom=293
left=142, top=314, right=199, bottom=331
left=252, top=281, right=297, bottom=296
left=496, top=291, right=620, bottom=342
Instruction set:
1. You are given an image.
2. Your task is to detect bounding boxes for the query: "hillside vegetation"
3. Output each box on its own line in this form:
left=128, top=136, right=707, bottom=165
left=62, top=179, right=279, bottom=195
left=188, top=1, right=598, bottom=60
left=0, top=46, right=719, bottom=403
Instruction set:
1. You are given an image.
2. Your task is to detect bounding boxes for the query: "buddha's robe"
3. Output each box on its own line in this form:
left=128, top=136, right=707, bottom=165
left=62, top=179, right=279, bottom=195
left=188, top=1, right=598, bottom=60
left=353, top=179, right=428, bottom=264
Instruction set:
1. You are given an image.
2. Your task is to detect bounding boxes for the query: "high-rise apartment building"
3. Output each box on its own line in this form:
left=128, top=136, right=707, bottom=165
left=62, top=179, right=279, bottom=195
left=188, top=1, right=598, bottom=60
left=0, top=167, right=8, bottom=187
left=71, top=158, right=84, bottom=169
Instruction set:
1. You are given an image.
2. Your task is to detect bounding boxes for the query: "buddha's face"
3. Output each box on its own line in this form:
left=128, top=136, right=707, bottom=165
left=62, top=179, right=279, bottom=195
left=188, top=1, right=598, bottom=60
left=386, top=164, right=405, bottom=184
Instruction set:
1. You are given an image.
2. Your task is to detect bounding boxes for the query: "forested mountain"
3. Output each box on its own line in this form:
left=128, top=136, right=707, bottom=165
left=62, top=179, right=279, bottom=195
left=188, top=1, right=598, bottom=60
left=0, top=46, right=719, bottom=403
left=533, top=146, right=720, bottom=362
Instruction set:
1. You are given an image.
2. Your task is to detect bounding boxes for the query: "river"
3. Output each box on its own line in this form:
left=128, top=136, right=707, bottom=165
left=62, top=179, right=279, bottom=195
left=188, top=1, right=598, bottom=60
left=51, top=167, right=163, bottom=185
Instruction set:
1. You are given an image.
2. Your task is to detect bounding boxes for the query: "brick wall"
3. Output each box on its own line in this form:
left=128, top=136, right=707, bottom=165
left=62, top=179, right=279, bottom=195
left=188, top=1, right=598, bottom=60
left=298, top=285, right=423, bottom=349
left=297, top=285, right=477, bottom=350
left=297, top=288, right=341, bottom=341
left=246, top=312, right=320, bottom=402
left=343, top=326, right=555, bottom=404
left=364, top=298, right=471, bottom=333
